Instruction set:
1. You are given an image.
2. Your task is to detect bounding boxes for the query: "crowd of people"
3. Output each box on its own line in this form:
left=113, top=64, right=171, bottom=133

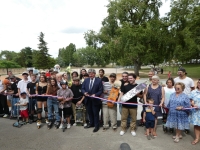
left=0, top=67, right=199, bottom=145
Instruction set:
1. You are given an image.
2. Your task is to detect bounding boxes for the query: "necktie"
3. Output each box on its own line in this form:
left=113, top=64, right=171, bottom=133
left=89, top=79, right=93, bottom=90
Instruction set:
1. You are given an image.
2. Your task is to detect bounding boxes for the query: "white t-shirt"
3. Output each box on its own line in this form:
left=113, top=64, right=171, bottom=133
left=174, top=77, right=194, bottom=95
left=17, top=80, right=29, bottom=93
left=19, top=98, right=29, bottom=110
left=163, top=87, right=175, bottom=106
left=0, top=80, right=4, bottom=91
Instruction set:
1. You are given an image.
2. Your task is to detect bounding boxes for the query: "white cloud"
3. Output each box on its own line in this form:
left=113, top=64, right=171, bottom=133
left=0, top=0, right=170, bottom=57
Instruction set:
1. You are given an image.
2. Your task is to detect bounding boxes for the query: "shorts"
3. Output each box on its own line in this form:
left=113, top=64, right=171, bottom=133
left=59, top=107, right=72, bottom=118
left=37, top=97, right=47, bottom=102
left=145, top=120, right=155, bottom=129
left=20, top=109, right=29, bottom=118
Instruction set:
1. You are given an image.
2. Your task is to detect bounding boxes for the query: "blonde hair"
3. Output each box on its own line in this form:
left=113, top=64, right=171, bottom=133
left=175, top=82, right=185, bottom=91
left=147, top=98, right=154, bottom=103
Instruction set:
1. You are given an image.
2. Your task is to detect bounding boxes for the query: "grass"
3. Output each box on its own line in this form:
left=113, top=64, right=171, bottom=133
left=139, top=64, right=200, bottom=79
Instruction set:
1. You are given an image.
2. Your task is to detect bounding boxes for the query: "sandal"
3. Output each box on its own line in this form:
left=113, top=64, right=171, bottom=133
left=174, top=137, right=179, bottom=143
left=192, top=139, right=199, bottom=145
left=172, top=135, right=182, bottom=139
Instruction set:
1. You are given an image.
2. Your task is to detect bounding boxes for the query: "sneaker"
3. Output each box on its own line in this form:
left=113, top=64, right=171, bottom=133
left=59, top=124, right=63, bottom=129
left=45, top=119, right=49, bottom=124
left=120, top=131, right=125, bottom=136
left=131, top=131, right=136, bottom=136
left=67, top=123, right=71, bottom=129
left=147, top=135, right=151, bottom=140
left=3, top=114, right=8, bottom=118
left=73, top=123, right=77, bottom=126
left=84, top=123, right=87, bottom=127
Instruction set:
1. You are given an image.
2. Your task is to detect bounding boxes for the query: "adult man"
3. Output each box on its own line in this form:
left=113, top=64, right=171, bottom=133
left=174, top=68, right=195, bottom=95
left=102, top=73, right=120, bottom=131
left=82, top=69, right=103, bottom=132
left=118, top=73, right=143, bottom=136
left=18, top=72, right=29, bottom=98
left=27, top=74, right=37, bottom=121
left=28, top=69, right=33, bottom=82
left=8, top=75, right=20, bottom=117
left=70, top=77, right=86, bottom=126
left=6, top=71, right=21, bottom=81
left=98, top=69, right=109, bottom=82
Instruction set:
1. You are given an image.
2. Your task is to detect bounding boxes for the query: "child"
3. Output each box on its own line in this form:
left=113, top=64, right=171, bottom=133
left=57, top=81, right=73, bottom=129
left=15, top=92, right=29, bottom=123
left=143, top=99, right=156, bottom=140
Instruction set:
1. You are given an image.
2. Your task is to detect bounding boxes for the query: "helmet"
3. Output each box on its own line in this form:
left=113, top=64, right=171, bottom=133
left=60, top=81, right=68, bottom=86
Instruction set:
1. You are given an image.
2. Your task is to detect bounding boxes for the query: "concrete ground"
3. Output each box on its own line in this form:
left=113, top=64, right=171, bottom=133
left=0, top=118, right=199, bottom=150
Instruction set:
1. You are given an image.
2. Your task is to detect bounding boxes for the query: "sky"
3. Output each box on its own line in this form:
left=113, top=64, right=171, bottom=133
left=0, top=0, right=170, bottom=58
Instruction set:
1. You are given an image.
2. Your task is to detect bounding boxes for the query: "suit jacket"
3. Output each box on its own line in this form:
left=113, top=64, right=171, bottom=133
left=81, top=77, right=103, bottom=105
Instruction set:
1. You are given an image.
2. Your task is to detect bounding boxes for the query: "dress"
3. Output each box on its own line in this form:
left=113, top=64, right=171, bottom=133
left=166, top=93, right=190, bottom=130
left=147, top=84, right=162, bottom=116
left=188, top=89, right=200, bottom=126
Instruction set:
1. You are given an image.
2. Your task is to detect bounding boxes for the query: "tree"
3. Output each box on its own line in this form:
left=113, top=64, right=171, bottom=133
left=32, top=32, right=52, bottom=69
left=0, top=60, right=21, bottom=74
left=16, top=47, right=33, bottom=67
left=94, top=0, right=166, bottom=75
left=58, top=43, right=76, bottom=66
left=0, top=50, right=18, bottom=61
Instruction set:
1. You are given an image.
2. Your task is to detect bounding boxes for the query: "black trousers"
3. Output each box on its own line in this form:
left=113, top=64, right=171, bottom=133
left=0, top=94, right=9, bottom=114
left=86, top=100, right=101, bottom=128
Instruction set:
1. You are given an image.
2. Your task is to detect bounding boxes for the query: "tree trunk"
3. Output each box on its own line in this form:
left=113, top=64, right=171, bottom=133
left=134, top=61, right=140, bottom=76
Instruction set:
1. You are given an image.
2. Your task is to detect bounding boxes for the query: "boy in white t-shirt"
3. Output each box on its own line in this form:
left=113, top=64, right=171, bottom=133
left=174, top=68, right=195, bottom=95
left=15, top=92, right=29, bottom=123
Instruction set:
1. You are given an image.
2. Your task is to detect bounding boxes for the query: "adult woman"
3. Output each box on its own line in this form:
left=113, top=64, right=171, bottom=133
left=143, top=75, right=164, bottom=137
left=62, top=73, right=68, bottom=82
left=46, top=78, right=60, bottom=129
left=166, top=82, right=190, bottom=143
left=163, top=78, right=175, bottom=108
left=36, top=75, right=48, bottom=128
left=189, top=80, right=200, bottom=145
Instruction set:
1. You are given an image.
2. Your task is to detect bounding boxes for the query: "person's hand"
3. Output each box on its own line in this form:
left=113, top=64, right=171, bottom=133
left=60, top=101, right=65, bottom=104
left=84, top=92, right=89, bottom=96
left=176, top=106, right=183, bottom=110
left=159, top=102, right=163, bottom=107
left=29, top=94, right=32, bottom=97
left=77, top=101, right=82, bottom=105
left=91, top=94, right=95, bottom=97
left=143, top=119, right=146, bottom=123
left=104, top=90, right=108, bottom=94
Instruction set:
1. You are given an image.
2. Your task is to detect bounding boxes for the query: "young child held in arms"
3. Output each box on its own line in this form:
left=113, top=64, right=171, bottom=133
left=143, top=99, right=156, bottom=140
left=15, top=92, right=29, bottom=123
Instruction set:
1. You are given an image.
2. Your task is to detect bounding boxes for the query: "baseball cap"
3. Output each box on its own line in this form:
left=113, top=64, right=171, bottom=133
left=20, top=92, right=27, bottom=95
left=178, top=68, right=187, bottom=74
left=22, top=72, right=28, bottom=76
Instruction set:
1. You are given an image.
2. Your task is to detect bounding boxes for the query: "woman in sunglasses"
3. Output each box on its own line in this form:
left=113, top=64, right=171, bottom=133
left=165, top=82, right=190, bottom=143
left=189, top=79, right=200, bottom=145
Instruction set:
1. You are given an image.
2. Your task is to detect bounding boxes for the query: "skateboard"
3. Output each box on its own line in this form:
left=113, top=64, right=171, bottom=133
left=121, top=82, right=147, bottom=102
left=120, top=143, right=131, bottom=150
left=75, top=104, right=84, bottom=126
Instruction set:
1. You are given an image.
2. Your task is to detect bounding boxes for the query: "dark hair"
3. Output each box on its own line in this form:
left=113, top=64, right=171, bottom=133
left=80, top=69, right=87, bottom=79
left=48, top=78, right=59, bottom=94
left=166, top=78, right=175, bottom=86
left=128, top=73, right=137, bottom=79
left=99, top=69, right=105, bottom=74
left=71, top=71, right=79, bottom=77
left=39, top=75, right=47, bottom=82
left=83, top=73, right=89, bottom=77
left=197, top=79, right=200, bottom=89
left=122, top=72, right=128, bottom=75
left=109, top=73, right=116, bottom=78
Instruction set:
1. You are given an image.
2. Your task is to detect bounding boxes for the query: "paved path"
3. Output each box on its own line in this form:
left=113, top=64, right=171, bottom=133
left=0, top=118, right=199, bottom=150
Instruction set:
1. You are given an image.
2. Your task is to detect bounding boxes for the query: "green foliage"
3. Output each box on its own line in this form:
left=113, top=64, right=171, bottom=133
left=0, top=60, right=21, bottom=68
left=58, top=43, right=76, bottom=66
left=0, top=50, right=18, bottom=61
left=15, top=47, right=33, bottom=67
left=32, top=32, right=53, bottom=69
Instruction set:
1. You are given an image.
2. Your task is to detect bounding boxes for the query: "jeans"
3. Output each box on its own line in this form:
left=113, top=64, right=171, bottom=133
left=12, top=97, right=19, bottom=116
left=47, top=97, right=60, bottom=122
left=119, top=104, right=131, bottom=125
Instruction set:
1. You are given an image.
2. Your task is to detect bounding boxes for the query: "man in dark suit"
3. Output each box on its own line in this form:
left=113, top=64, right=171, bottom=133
left=82, top=69, right=103, bottom=132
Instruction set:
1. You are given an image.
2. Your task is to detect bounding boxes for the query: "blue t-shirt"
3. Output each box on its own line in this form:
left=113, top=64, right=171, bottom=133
left=145, top=107, right=155, bottom=121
